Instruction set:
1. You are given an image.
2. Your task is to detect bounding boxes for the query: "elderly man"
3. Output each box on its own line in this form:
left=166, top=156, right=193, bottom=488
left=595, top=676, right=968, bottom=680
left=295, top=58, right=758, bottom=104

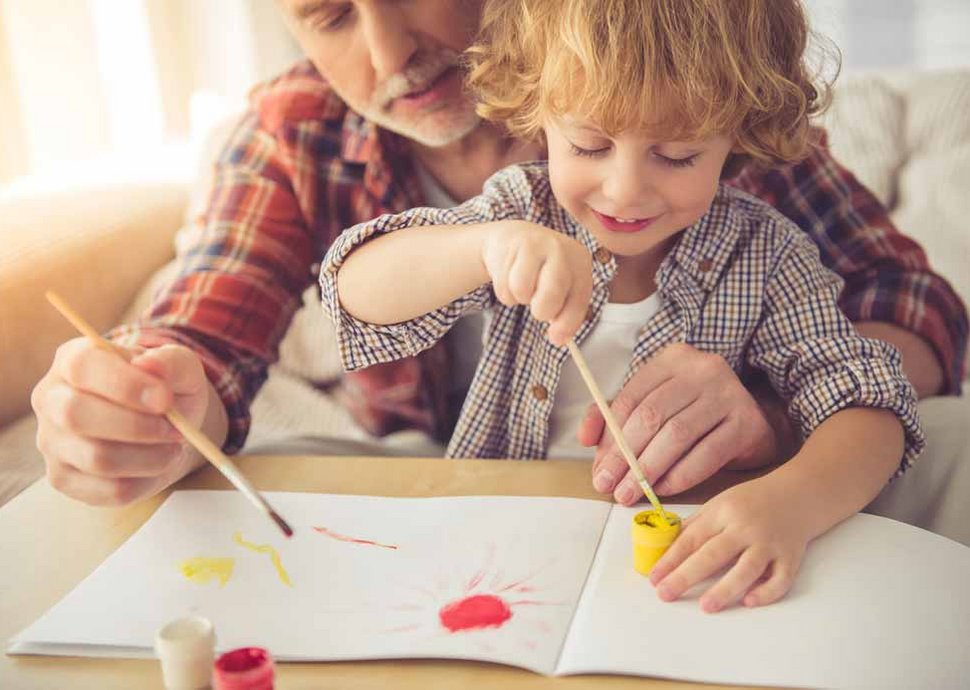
left=31, top=1, right=968, bottom=540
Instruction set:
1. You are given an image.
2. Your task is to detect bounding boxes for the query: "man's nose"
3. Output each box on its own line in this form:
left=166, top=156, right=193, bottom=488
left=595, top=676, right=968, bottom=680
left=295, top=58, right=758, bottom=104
left=360, top=5, right=418, bottom=81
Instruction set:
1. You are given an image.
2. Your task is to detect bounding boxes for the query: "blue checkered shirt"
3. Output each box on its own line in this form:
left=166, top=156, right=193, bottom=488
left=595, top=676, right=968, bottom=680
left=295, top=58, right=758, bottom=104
left=321, top=162, right=924, bottom=474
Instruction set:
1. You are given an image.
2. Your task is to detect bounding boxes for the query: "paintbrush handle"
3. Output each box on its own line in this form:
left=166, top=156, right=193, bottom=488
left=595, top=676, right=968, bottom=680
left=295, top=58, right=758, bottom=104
left=566, top=340, right=670, bottom=523
left=163, top=408, right=273, bottom=513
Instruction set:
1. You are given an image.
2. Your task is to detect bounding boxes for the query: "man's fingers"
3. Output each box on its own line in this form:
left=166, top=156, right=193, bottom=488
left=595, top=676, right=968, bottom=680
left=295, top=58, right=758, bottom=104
left=54, top=339, right=170, bottom=413
left=41, top=431, right=184, bottom=479
left=44, top=384, right=180, bottom=444
left=633, top=397, right=726, bottom=487
left=45, top=461, right=162, bottom=507
left=654, top=419, right=739, bottom=495
left=578, top=403, right=605, bottom=448
left=591, top=367, right=676, bottom=474
left=594, top=379, right=699, bottom=497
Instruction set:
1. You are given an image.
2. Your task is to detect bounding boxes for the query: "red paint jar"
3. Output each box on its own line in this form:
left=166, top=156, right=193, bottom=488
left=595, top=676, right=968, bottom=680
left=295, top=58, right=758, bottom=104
left=213, top=647, right=274, bottom=690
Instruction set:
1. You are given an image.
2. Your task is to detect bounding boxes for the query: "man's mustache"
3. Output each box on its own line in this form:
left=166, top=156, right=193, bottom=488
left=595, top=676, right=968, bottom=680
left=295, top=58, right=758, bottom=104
left=372, top=49, right=461, bottom=109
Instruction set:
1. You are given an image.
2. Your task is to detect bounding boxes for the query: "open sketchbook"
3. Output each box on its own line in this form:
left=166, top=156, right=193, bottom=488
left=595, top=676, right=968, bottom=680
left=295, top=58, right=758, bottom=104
left=9, top=491, right=970, bottom=688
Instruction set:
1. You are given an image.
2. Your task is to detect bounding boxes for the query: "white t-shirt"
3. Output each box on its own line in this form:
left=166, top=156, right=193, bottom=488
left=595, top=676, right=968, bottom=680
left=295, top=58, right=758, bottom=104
left=546, top=293, right=662, bottom=459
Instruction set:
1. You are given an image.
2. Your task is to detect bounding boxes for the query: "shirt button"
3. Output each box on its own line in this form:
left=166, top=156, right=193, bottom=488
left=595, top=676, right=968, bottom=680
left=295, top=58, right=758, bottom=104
left=310, top=262, right=322, bottom=275
left=532, top=384, right=549, bottom=401
left=594, top=247, right=612, bottom=264
left=698, top=258, right=714, bottom=272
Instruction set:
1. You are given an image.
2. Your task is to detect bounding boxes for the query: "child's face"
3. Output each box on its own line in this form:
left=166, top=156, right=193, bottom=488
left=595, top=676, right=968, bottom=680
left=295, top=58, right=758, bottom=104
left=544, top=116, right=734, bottom=260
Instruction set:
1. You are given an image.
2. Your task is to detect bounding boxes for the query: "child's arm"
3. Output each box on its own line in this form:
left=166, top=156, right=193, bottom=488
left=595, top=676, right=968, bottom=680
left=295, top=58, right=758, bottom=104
left=335, top=222, right=494, bottom=325
left=649, top=406, right=902, bottom=613
left=318, top=166, right=595, bottom=374
left=647, top=217, right=924, bottom=612
left=335, top=219, right=592, bottom=344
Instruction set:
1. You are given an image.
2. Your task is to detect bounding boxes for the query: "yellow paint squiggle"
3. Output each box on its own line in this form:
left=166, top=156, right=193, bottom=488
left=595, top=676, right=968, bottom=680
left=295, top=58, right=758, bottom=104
left=233, top=531, right=292, bottom=587
left=179, top=557, right=235, bottom=587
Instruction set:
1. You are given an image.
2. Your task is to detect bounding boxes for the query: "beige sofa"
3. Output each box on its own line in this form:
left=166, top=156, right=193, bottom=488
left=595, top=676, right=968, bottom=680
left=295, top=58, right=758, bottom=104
left=2, top=69, right=969, bottom=507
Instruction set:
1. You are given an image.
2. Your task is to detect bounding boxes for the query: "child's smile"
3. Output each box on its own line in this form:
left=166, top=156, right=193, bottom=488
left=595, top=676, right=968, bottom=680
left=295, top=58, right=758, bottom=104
left=590, top=209, right=661, bottom=234
left=544, top=115, right=735, bottom=269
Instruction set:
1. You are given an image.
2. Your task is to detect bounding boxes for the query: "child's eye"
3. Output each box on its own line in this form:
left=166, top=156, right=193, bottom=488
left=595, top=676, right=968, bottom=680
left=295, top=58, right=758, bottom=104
left=656, top=153, right=699, bottom=168
left=569, top=143, right=610, bottom=158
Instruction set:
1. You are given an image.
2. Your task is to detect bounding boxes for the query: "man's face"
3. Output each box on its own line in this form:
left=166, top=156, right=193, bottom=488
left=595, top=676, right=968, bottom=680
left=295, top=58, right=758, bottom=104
left=281, top=0, right=481, bottom=147
left=544, top=115, right=735, bottom=260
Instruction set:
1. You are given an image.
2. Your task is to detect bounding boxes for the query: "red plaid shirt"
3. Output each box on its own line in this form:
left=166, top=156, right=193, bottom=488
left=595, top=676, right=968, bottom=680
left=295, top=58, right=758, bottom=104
left=110, top=60, right=968, bottom=453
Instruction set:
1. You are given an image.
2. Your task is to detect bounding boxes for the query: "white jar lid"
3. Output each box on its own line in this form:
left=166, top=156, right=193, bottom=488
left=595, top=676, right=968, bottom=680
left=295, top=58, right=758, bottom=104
left=154, top=615, right=216, bottom=689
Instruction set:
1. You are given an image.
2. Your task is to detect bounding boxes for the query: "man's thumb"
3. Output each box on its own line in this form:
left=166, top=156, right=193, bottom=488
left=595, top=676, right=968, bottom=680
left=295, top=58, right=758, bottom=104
left=131, top=345, right=207, bottom=398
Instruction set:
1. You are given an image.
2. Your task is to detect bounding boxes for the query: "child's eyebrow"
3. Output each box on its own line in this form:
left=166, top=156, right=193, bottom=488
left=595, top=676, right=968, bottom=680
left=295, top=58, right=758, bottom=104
left=561, top=120, right=607, bottom=136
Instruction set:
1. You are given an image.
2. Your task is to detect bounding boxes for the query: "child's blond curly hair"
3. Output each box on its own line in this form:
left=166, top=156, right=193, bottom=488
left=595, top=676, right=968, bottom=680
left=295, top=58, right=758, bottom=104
left=465, top=0, right=838, bottom=169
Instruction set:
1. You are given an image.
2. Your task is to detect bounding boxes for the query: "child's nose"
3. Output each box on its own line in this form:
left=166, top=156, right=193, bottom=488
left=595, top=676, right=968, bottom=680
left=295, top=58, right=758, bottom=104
left=602, top=166, right=652, bottom=211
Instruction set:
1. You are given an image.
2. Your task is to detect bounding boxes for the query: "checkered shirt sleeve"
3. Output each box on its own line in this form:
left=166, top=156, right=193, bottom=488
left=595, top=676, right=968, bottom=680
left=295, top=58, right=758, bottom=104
left=747, top=219, right=926, bottom=476
left=320, top=167, right=528, bottom=371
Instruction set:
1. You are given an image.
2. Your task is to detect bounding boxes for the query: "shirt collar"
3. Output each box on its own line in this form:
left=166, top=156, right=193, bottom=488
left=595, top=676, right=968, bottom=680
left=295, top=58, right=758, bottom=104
left=339, top=109, right=421, bottom=207
left=340, top=109, right=380, bottom=164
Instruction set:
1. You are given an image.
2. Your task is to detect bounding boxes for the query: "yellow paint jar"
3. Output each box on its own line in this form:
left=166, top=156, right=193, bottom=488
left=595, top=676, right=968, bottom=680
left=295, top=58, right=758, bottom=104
left=631, top=509, right=682, bottom=576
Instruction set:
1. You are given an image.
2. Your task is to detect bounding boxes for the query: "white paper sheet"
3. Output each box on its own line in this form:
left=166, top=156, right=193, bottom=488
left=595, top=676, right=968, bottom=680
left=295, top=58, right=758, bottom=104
left=9, top=491, right=611, bottom=676
left=558, top=506, right=970, bottom=688
left=10, top=492, right=970, bottom=688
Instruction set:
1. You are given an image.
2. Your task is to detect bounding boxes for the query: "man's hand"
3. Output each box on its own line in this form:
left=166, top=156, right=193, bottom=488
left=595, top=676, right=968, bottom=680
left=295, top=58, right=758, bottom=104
left=579, top=342, right=782, bottom=503
left=31, top=340, right=219, bottom=506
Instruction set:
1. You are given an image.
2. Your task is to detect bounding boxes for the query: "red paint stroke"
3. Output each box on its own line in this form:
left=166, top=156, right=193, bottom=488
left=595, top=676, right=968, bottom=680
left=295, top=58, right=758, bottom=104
left=439, top=594, right=512, bottom=633
left=312, top=526, right=398, bottom=550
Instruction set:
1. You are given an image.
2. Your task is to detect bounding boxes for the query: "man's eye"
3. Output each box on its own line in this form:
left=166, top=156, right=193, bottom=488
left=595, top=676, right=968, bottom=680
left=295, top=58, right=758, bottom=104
left=569, top=143, right=609, bottom=158
left=313, top=8, right=351, bottom=31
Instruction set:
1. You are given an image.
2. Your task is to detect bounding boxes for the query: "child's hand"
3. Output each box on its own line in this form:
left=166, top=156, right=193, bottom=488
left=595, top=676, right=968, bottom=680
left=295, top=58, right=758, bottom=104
left=649, top=477, right=810, bottom=612
left=481, top=220, right=593, bottom=346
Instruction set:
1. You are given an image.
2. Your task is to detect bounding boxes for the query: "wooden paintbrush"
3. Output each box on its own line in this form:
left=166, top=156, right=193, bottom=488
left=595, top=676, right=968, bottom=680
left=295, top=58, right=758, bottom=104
left=45, top=291, right=294, bottom=538
left=566, top=340, right=671, bottom=525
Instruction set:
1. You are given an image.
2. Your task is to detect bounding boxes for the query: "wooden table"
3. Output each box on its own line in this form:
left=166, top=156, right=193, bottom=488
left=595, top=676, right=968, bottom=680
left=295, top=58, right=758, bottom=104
left=0, top=455, right=772, bottom=689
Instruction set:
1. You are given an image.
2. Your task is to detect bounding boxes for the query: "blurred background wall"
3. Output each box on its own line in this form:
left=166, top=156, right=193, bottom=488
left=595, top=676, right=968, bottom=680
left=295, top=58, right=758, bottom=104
left=1, top=0, right=968, bottom=192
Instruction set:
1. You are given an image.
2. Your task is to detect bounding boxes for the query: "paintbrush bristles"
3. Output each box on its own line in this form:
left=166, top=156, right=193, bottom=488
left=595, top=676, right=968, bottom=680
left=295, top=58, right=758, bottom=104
left=45, top=291, right=294, bottom=538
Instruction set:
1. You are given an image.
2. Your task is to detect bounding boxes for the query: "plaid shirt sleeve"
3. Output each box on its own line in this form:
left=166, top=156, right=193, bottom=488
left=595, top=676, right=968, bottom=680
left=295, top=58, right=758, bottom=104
left=747, top=221, right=925, bottom=477
left=731, top=129, right=968, bottom=394
left=107, top=112, right=317, bottom=453
left=320, top=169, right=530, bottom=372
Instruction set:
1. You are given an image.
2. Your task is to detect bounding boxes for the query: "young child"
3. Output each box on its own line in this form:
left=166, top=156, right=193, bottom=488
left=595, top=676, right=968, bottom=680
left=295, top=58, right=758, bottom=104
left=319, top=0, right=924, bottom=612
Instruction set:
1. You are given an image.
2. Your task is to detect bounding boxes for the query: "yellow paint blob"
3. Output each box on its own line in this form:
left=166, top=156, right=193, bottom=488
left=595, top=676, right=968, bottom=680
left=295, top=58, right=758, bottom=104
left=233, top=531, right=293, bottom=587
left=179, top=557, right=235, bottom=587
